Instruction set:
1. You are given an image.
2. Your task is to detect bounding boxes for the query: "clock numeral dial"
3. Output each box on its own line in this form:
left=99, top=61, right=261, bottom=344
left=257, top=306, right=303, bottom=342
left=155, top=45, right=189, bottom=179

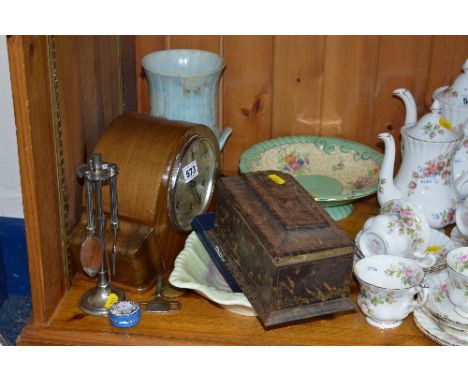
left=169, top=136, right=218, bottom=232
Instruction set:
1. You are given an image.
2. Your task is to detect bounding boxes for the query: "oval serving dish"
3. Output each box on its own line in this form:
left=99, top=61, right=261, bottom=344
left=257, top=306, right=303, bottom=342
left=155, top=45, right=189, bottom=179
left=239, top=135, right=383, bottom=220
left=169, top=232, right=256, bottom=317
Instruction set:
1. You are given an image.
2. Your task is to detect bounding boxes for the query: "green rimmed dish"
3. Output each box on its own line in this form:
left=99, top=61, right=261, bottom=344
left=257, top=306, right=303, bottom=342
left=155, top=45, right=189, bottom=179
left=239, top=135, right=383, bottom=220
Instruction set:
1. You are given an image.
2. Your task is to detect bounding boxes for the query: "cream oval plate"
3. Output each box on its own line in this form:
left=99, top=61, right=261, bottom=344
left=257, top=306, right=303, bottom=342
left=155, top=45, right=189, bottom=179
left=169, top=231, right=256, bottom=316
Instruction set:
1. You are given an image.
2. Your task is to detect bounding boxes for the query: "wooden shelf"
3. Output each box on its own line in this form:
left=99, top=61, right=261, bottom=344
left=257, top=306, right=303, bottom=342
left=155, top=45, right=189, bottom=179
left=17, top=198, right=435, bottom=346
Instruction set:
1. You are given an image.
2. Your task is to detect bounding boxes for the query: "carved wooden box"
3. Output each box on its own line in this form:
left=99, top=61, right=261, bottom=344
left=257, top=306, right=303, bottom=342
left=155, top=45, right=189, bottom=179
left=214, top=171, right=355, bottom=327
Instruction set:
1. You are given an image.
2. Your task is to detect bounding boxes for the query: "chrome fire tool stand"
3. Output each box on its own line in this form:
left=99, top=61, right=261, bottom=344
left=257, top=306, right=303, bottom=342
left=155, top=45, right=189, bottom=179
left=77, top=153, right=125, bottom=316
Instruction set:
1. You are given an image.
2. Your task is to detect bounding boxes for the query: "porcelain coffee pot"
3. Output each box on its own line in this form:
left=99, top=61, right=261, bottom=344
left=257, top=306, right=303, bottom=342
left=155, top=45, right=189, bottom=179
left=433, top=58, right=468, bottom=128
left=378, top=96, right=468, bottom=229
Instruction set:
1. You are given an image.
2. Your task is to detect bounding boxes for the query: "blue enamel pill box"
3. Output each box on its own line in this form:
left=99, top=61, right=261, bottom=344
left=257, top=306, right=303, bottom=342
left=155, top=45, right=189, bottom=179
left=109, top=300, right=141, bottom=328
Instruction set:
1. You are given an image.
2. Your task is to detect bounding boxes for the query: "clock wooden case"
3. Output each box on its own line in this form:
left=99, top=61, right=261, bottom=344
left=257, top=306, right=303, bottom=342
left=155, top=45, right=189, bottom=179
left=70, top=113, right=221, bottom=292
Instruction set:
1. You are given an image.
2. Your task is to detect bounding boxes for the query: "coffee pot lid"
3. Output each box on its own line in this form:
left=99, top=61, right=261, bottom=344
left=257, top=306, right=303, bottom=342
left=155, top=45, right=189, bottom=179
left=434, top=59, right=468, bottom=108
left=405, top=100, right=463, bottom=142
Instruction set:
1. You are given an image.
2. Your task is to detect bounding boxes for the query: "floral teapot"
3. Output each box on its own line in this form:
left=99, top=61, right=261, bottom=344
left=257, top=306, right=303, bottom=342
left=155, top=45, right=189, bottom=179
left=378, top=95, right=468, bottom=229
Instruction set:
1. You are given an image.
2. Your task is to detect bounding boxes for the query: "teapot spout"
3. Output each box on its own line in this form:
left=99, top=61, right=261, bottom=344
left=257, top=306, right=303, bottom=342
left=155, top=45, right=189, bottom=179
left=377, top=132, right=404, bottom=206
left=393, top=88, right=417, bottom=126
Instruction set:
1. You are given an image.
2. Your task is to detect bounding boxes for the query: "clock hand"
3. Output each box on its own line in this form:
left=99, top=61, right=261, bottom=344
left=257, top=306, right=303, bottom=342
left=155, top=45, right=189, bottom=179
left=189, top=180, right=202, bottom=203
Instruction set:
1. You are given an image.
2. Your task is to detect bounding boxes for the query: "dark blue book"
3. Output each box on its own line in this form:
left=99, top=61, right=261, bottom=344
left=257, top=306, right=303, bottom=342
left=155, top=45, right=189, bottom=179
left=191, top=213, right=242, bottom=293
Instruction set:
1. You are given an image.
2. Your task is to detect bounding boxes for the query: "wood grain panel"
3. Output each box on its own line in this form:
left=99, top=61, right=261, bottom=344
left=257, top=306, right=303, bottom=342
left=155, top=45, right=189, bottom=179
left=54, top=36, right=122, bottom=235
left=120, top=36, right=137, bottom=112
left=272, top=36, right=325, bottom=137
left=169, top=35, right=220, bottom=53
left=320, top=36, right=379, bottom=146
left=425, top=36, right=468, bottom=108
left=371, top=36, right=432, bottom=161
left=134, top=36, right=167, bottom=112
left=7, top=36, right=66, bottom=325
left=222, top=36, right=274, bottom=173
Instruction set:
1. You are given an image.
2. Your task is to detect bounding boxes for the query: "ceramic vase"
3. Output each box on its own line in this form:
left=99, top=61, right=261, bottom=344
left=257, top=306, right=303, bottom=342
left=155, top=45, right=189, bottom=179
left=142, top=49, right=232, bottom=150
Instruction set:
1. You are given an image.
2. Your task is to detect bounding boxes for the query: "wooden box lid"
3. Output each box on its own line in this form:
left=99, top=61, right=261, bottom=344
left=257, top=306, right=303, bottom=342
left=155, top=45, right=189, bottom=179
left=217, top=171, right=354, bottom=258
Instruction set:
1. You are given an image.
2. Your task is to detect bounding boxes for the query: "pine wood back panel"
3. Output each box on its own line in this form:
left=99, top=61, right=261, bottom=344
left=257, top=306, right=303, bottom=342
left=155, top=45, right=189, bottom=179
left=53, top=36, right=122, bottom=235
left=134, top=35, right=468, bottom=173
left=272, top=36, right=325, bottom=137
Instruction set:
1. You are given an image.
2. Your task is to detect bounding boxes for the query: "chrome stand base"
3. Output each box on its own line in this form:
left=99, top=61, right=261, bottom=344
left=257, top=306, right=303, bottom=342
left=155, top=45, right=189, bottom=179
left=79, top=284, right=126, bottom=316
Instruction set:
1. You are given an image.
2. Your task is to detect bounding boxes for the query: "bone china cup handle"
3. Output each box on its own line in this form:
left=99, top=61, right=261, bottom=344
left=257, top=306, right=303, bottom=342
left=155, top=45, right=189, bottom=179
left=412, top=285, right=429, bottom=311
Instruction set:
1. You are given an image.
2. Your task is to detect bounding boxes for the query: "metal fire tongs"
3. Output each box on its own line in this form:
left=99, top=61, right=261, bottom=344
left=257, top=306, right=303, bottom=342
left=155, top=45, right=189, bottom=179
left=77, top=153, right=125, bottom=316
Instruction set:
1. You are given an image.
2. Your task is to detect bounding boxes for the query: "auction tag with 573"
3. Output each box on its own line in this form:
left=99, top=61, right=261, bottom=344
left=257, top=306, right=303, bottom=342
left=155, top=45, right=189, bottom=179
left=183, top=160, right=199, bottom=183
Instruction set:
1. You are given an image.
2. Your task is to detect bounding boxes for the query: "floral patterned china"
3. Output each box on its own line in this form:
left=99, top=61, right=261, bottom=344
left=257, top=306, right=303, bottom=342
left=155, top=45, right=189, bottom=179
left=432, top=58, right=468, bottom=128
left=357, top=199, right=431, bottom=264
left=446, top=247, right=468, bottom=318
left=355, top=228, right=456, bottom=273
left=413, top=308, right=468, bottom=346
left=169, top=232, right=256, bottom=317
left=378, top=92, right=468, bottom=229
left=423, top=229, right=458, bottom=274
left=423, top=270, right=468, bottom=332
left=381, top=199, right=431, bottom=258
left=239, top=135, right=383, bottom=220
left=354, top=255, right=428, bottom=329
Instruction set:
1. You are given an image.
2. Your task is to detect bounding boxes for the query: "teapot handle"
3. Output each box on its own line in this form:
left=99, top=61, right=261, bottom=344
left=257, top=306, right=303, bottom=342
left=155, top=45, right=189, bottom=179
left=456, top=199, right=468, bottom=237
left=454, top=171, right=468, bottom=199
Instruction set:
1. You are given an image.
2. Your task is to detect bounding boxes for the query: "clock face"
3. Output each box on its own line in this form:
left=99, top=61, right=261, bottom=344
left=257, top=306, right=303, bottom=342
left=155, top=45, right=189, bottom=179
left=168, top=136, right=218, bottom=232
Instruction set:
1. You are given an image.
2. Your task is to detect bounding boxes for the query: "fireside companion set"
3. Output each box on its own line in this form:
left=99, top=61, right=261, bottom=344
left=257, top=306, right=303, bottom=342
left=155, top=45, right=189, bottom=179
left=73, top=49, right=468, bottom=344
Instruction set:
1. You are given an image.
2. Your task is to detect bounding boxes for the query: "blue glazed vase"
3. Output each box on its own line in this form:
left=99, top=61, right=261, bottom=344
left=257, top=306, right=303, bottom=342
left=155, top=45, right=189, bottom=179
left=142, top=49, right=232, bottom=150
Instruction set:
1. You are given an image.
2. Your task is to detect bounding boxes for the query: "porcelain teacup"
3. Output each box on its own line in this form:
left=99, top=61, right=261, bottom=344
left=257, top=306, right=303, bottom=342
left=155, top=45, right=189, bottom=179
left=358, top=215, right=412, bottom=258
left=446, top=247, right=468, bottom=318
left=354, top=255, right=428, bottom=329
left=357, top=199, right=435, bottom=266
left=358, top=215, right=410, bottom=257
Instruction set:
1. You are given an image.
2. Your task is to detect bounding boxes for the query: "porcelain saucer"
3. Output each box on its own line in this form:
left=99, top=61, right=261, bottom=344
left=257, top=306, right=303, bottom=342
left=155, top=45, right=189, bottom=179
left=413, top=308, right=468, bottom=346
left=424, top=229, right=458, bottom=274
left=424, top=270, right=468, bottom=331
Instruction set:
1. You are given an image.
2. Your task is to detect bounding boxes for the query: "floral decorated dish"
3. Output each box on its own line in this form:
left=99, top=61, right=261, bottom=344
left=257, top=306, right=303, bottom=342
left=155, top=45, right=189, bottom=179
left=169, top=232, right=256, bottom=317
left=413, top=308, right=468, bottom=346
left=423, top=270, right=468, bottom=332
left=414, top=269, right=468, bottom=345
left=239, top=135, right=383, bottom=220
